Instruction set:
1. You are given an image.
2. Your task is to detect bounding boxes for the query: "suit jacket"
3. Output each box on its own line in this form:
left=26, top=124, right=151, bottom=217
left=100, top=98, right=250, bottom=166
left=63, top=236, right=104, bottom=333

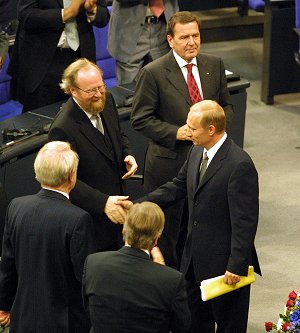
left=108, top=0, right=178, bottom=63
left=48, top=93, right=132, bottom=250
left=139, top=137, right=261, bottom=282
left=131, top=51, right=234, bottom=189
left=8, top=0, right=109, bottom=93
left=0, top=189, right=96, bottom=333
left=83, top=246, right=191, bottom=333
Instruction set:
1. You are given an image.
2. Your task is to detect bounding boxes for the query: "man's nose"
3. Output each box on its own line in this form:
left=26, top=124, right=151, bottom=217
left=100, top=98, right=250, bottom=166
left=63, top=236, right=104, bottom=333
left=187, top=36, right=195, bottom=45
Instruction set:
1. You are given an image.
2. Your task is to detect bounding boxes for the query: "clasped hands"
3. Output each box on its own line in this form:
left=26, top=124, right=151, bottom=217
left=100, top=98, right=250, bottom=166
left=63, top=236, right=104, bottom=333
left=104, top=196, right=133, bottom=224
left=104, top=155, right=137, bottom=224
left=64, top=0, right=97, bottom=20
left=0, top=310, right=10, bottom=328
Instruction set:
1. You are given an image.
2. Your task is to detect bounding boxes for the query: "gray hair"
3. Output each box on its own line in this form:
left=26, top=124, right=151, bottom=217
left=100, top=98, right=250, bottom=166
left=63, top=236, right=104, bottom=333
left=34, top=141, right=79, bottom=186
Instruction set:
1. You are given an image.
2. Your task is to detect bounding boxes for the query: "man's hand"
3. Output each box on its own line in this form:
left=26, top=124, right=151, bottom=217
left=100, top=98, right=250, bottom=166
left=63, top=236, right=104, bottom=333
left=151, top=246, right=165, bottom=265
left=104, top=196, right=130, bottom=224
left=0, top=310, right=10, bottom=327
left=63, top=0, right=85, bottom=21
left=224, top=271, right=241, bottom=285
left=122, top=155, right=138, bottom=180
left=116, top=198, right=133, bottom=210
left=176, top=124, right=192, bottom=141
left=84, top=0, right=97, bottom=13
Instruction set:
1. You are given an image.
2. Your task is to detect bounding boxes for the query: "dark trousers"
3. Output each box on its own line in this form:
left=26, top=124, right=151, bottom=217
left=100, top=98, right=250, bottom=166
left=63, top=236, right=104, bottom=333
left=185, top=264, right=251, bottom=333
left=20, top=48, right=80, bottom=112
left=157, top=198, right=185, bottom=269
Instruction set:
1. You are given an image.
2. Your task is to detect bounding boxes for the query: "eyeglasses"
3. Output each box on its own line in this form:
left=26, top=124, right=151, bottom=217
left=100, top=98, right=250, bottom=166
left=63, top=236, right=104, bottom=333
left=75, top=84, right=106, bottom=96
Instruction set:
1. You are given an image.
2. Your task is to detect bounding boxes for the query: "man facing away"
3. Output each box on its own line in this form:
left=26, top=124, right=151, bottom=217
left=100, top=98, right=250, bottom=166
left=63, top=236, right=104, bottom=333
left=0, top=141, right=96, bottom=333
left=83, top=201, right=191, bottom=333
left=136, top=100, right=261, bottom=333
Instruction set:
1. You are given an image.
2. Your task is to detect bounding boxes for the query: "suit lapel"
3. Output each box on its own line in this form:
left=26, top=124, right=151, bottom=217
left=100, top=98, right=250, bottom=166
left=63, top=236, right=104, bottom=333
left=165, top=52, right=192, bottom=106
left=197, top=55, right=211, bottom=99
left=194, top=138, right=232, bottom=195
left=71, top=100, right=115, bottom=162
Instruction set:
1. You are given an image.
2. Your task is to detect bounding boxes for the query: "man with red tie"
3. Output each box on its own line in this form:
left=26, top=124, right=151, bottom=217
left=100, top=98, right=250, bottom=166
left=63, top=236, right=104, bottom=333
left=131, top=11, right=233, bottom=270
left=108, top=0, right=178, bottom=85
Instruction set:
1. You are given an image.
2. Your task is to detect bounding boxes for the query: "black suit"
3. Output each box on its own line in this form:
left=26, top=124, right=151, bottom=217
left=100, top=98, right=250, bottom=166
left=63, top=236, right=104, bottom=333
left=138, top=137, right=261, bottom=333
left=131, top=51, right=233, bottom=268
left=8, top=0, right=109, bottom=111
left=0, top=189, right=96, bottom=333
left=83, top=246, right=191, bottom=333
left=48, top=93, right=132, bottom=250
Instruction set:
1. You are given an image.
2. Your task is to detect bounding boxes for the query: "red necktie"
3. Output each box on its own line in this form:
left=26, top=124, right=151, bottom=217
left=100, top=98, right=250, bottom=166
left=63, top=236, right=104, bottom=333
left=187, top=64, right=202, bottom=104
left=149, top=0, right=164, bottom=17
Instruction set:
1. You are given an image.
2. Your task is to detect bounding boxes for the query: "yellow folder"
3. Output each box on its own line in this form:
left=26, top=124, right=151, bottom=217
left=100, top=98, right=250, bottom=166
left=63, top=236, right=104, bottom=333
left=200, top=266, right=255, bottom=301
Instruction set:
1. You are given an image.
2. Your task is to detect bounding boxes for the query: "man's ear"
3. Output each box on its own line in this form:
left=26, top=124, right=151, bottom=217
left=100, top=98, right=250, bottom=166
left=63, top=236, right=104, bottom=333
left=167, top=34, right=174, bottom=48
left=208, top=125, right=216, bottom=136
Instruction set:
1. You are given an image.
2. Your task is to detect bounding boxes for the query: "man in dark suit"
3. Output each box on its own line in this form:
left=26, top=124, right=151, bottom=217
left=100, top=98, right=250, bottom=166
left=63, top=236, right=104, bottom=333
left=131, top=11, right=233, bottom=268
left=8, top=0, right=110, bottom=112
left=83, top=201, right=191, bottom=333
left=0, top=141, right=96, bottom=332
left=136, top=100, right=261, bottom=333
left=48, top=58, right=138, bottom=252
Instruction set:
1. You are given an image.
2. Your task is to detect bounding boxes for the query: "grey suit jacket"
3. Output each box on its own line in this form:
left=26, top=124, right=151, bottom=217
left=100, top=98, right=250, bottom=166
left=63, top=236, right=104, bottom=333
left=0, top=189, right=96, bottom=333
left=131, top=51, right=234, bottom=189
left=83, top=246, right=191, bottom=333
left=108, top=0, right=178, bottom=62
left=138, top=138, right=261, bottom=282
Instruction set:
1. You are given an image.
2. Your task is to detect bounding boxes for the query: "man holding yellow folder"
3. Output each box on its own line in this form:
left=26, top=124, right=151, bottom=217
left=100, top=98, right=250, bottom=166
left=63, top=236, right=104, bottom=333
left=136, top=100, right=261, bottom=333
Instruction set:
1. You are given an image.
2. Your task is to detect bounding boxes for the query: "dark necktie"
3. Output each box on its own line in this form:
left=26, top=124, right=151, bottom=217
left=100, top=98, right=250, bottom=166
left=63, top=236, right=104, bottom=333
left=149, top=0, right=164, bottom=17
left=91, top=114, right=104, bottom=135
left=199, top=152, right=208, bottom=183
left=187, top=64, right=202, bottom=104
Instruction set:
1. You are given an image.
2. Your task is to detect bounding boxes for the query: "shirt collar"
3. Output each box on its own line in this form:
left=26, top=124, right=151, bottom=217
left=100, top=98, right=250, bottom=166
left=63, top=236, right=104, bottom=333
left=42, top=187, right=69, bottom=199
left=172, top=50, right=197, bottom=69
left=73, top=97, right=95, bottom=121
left=205, top=133, right=227, bottom=161
left=125, top=244, right=150, bottom=256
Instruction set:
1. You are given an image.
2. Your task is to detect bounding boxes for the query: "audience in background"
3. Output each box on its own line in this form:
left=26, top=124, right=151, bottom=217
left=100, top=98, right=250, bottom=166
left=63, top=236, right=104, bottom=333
left=83, top=201, right=191, bottom=333
left=8, top=0, right=110, bottom=112
left=0, top=141, right=96, bottom=332
left=136, top=100, right=261, bottom=333
left=108, top=0, right=178, bottom=85
left=131, top=11, right=233, bottom=269
left=48, top=58, right=137, bottom=252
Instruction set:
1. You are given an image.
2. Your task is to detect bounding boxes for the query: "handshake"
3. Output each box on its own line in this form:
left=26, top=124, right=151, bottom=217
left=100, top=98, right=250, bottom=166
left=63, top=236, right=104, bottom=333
left=104, top=196, right=133, bottom=224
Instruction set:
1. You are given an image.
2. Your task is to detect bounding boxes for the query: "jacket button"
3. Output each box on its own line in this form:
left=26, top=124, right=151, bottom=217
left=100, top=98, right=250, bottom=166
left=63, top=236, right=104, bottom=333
left=193, top=221, right=198, bottom=226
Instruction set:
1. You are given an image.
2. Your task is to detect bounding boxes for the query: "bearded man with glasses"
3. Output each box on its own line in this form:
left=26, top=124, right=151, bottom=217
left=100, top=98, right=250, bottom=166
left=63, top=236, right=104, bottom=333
left=49, top=58, right=137, bottom=252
